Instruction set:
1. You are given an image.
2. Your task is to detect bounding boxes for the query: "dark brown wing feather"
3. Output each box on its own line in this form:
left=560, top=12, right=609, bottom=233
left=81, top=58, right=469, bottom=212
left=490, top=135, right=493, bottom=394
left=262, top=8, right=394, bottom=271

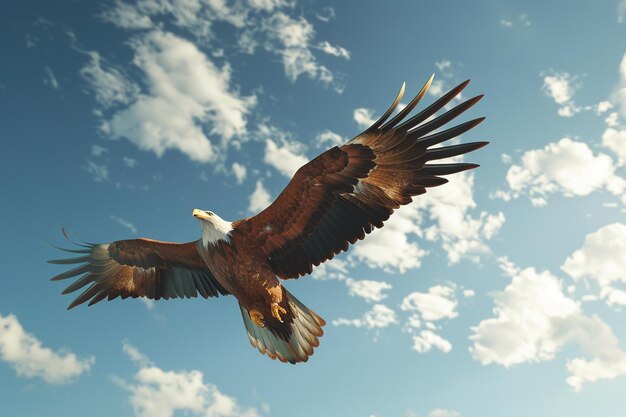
left=49, top=237, right=229, bottom=309
left=241, top=75, right=488, bottom=279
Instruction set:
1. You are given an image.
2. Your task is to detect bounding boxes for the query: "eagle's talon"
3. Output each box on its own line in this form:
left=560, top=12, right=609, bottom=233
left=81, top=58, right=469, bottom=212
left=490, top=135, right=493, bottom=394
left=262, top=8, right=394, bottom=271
left=271, top=302, right=287, bottom=322
left=250, top=310, right=265, bottom=327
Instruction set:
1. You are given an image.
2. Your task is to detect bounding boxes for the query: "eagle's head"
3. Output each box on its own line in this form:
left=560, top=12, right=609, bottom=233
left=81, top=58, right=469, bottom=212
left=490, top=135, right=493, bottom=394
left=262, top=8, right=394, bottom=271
left=192, top=209, right=232, bottom=247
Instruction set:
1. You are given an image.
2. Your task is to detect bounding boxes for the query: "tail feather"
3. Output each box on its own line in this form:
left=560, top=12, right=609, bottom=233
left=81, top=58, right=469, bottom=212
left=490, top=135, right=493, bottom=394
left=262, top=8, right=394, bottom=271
left=239, top=289, right=325, bottom=364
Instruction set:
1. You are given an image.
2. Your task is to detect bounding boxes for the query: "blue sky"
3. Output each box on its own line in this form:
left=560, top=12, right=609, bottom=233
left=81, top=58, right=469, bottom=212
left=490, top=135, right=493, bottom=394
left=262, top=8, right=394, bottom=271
left=2, top=1, right=626, bottom=416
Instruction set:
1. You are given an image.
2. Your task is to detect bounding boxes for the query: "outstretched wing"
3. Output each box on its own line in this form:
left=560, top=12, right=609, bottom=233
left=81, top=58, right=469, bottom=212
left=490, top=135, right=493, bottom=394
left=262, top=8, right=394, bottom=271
left=50, top=234, right=229, bottom=309
left=241, top=75, right=487, bottom=279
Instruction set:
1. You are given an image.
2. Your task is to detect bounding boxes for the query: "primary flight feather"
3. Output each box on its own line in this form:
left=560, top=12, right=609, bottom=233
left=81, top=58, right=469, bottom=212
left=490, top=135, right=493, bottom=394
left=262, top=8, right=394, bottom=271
left=50, top=74, right=488, bottom=364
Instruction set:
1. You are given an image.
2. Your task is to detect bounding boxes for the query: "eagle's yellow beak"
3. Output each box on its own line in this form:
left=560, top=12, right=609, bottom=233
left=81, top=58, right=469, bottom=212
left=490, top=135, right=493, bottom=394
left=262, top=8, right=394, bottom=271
left=192, top=209, right=211, bottom=221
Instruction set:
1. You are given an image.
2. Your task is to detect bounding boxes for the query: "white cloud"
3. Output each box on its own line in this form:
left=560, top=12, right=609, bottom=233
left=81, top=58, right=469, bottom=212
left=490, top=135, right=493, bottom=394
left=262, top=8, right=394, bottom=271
left=562, top=223, right=626, bottom=307
left=602, top=127, right=626, bottom=166
left=470, top=264, right=626, bottom=391
left=435, top=60, right=451, bottom=72
left=261, top=12, right=345, bottom=90
left=315, top=6, right=335, bottom=22
left=332, top=304, right=398, bottom=329
left=543, top=72, right=576, bottom=104
left=605, top=112, right=620, bottom=127
left=101, top=1, right=153, bottom=29
left=353, top=108, right=376, bottom=129
left=100, top=31, right=256, bottom=163
left=344, top=278, right=392, bottom=303
left=401, top=285, right=458, bottom=322
left=111, top=215, right=138, bottom=234
left=597, top=100, right=613, bottom=114
left=463, top=289, right=475, bottom=298
left=248, top=0, right=288, bottom=12
left=350, top=164, right=503, bottom=272
left=411, top=330, right=452, bottom=354
left=315, top=129, right=344, bottom=147
left=44, top=66, right=59, bottom=89
left=500, top=19, right=513, bottom=28
left=415, top=168, right=505, bottom=264
left=91, top=144, right=108, bottom=157
left=401, top=285, right=460, bottom=354
left=85, top=159, right=109, bottom=182
left=349, top=203, right=427, bottom=273
left=497, top=138, right=626, bottom=206
left=123, top=156, right=138, bottom=167
left=619, top=0, right=626, bottom=23
left=231, top=162, right=247, bottom=184
left=317, top=41, right=350, bottom=59
left=263, top=137, right=308, bottom=178
left=118, top=341, right=259, bottom=417
left=80, top=51, right=140, bottom=109
left=542, top=71, right=580, bottom=117
left=248, top=179, right=272, bottom=213
left=0, top=314, right=94, bottom=384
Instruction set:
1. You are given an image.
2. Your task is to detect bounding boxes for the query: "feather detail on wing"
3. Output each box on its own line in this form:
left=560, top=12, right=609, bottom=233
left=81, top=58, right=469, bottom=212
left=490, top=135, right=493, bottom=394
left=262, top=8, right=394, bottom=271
left=49, top=234, right=229, bottom=309
left=241, top=75, right=488, bottom=279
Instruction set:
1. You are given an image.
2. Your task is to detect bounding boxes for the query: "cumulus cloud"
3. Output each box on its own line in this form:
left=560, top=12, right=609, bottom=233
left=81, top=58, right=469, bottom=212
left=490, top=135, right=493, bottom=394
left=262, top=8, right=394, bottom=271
left=344, top=279, right=392, bottom=303
left=100, top=30, right=256, bottom=163
left=263, top=137, right=308, bottom=178
left=315, top=129, right=345, bottom=147
left=495, top=138, right=626, bottom=206
left=401, top=285, right=458, bottom=322
left=353, top=108, right=376, bottom=129
left=470, top=264, right=626, bottom=391
left=541, top=71, right=581, bottom=117
left=411, top=330, right=452, bottom=354
left=414, top=168, right=505, bottom=264
left=248, top=179, right=272, bottom=213
left=349, top=162, right=503, bottom=272
left=0, top=314, right=94, bottom=384
left=117, top=341, right=259, bottom=417
left=400, top=285, right=459, bottom=353
left=562, top=223, right=626, bottom=307
left=332, top=304, right=398, bottom=329
left=602, top=127, right=626, bottom=166
left=348, top=203, right=427, bottom=273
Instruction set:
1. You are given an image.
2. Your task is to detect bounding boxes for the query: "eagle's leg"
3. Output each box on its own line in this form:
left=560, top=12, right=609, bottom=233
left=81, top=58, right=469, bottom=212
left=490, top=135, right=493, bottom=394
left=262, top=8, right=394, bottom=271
left=271, top=296, right=287, bottom=322
left=249, top=310, right=265, bottom=327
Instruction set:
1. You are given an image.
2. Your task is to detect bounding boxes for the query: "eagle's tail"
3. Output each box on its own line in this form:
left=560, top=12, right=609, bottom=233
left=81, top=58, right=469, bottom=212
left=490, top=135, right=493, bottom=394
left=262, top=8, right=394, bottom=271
left=239, top=288, right=325, bottom=364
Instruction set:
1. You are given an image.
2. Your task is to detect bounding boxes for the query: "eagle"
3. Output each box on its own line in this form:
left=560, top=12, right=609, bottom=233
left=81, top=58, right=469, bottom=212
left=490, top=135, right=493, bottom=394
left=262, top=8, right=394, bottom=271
left=50, top=75, right=487, bottom=364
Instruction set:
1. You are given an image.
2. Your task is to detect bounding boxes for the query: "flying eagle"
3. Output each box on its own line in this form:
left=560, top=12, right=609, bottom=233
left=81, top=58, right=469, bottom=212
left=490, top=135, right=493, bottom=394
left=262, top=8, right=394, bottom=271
left=50, top=75, right=487, bottom=364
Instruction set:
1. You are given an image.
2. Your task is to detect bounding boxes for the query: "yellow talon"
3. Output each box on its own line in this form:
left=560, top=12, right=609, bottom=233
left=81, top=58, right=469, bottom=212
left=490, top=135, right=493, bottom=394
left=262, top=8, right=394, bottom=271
left=250, top=310, right=265, bottom=327
left=271, top=301, right=287, bottom=322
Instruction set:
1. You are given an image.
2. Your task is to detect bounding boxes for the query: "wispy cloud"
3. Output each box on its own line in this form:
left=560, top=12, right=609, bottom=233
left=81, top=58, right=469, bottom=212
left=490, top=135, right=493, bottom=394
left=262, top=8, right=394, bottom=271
left=43, top=66, right=59, bottom=89
left=0, top=314, right=94, bottom=384
left=110, top=215, right=138, bottom=234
